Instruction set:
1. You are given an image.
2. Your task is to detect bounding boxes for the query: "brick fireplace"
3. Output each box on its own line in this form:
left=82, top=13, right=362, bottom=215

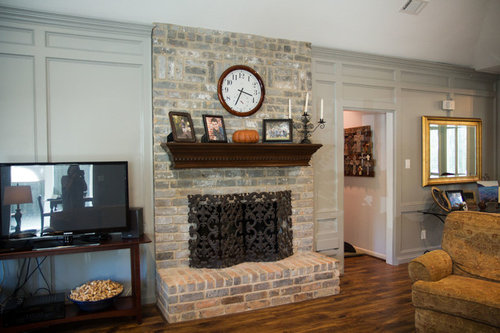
left=152, top=23, right=339, bottom=322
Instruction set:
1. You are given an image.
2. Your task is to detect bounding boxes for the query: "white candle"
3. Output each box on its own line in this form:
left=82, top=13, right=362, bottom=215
left=289, top=99, right=292, bottom=119
left=320, top=99, right=324, bottom=120
left=304, top=92, right=309, bottom=114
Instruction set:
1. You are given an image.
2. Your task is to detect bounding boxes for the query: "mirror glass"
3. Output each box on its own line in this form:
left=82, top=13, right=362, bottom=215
left=422, top=116, right=482, bottom=186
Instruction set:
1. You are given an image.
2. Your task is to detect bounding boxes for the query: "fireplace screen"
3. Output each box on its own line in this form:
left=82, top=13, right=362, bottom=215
left=188, top=191, right=293, bottom=268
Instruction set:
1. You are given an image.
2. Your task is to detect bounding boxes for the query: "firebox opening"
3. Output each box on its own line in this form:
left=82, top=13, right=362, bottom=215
left=188, top=191, right=293, bottom=268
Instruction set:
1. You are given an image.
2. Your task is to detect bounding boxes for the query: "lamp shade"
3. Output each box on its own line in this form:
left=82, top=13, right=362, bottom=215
left=3, top=186, right=33, bottom=205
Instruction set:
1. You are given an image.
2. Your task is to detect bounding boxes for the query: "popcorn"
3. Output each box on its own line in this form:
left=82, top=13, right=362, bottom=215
left=69, top=279, right=123, bottom=302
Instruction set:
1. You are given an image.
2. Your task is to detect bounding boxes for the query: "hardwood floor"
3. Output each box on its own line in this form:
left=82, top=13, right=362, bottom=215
left=46, top=255, right=415, bottom=333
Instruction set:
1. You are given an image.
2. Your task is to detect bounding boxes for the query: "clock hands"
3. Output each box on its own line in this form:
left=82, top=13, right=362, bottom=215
left=239, top=88, right=252, bottom=97
left=235, top=89, right=243, bottom=106
left=234, top=88, right=252, bottom=106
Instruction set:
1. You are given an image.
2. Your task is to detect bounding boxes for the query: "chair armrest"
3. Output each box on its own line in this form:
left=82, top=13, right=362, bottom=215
left=408, top=249, right=452, bottom=283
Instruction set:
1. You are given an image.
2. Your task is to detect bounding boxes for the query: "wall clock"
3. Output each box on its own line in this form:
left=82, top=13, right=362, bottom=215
left=217, top=65, right=265, bottom=117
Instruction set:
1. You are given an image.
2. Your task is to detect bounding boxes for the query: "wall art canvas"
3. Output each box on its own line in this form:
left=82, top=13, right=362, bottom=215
left=344, top=125, right=375, bottom=177
left=477, top=180, right=499, bottom=203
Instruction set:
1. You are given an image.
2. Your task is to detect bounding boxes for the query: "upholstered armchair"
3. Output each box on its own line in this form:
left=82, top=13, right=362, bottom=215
left=408, top=211, right=500, bottom=332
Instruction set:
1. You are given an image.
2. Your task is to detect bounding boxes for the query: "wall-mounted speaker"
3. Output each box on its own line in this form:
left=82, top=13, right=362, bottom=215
left=121, top=207, right=143, bottom=239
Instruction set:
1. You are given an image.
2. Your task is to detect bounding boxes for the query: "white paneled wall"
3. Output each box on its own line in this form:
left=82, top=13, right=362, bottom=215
left=312, top=47, right=497, bottom=266
left=0, top=7, right=155, bottom=303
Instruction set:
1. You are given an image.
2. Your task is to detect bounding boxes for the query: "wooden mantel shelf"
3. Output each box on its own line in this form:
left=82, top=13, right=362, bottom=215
left=161, top=142, right=322, bottom=169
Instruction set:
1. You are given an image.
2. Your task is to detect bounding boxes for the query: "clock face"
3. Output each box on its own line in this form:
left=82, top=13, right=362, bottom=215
left=217, top=65, right=265, bottom=117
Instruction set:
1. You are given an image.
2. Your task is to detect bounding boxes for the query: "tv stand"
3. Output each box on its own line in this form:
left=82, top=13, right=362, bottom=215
left=0, top=234, right=151, bottom=332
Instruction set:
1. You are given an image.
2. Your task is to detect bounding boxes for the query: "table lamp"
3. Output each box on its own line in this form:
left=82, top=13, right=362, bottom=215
left=3, top=185, right=33, bottom=233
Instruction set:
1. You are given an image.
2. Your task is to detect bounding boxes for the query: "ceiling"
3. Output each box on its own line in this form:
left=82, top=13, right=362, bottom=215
left=2, top=0, right=500, bottom=74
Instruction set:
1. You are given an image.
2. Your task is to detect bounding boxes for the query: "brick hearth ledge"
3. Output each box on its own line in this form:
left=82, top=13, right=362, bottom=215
left=156, top=251, right=340, bottom=323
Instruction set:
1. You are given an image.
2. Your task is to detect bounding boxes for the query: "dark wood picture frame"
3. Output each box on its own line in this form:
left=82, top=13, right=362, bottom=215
left=202, top=115, right=228, bottom=143
left=168, top=112, right=196, bottom=143
left=263, top=119, right=293, bottom=143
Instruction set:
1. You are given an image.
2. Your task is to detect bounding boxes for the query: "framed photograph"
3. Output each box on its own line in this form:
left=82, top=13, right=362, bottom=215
left=463, top=190, right=477, bottom=210
left=445, top=190, right=465, bottom=210
left=202, top=115, right=227, bottom=143
left=169, top=112, right=196, bottom=142
left=263, top=119, right=293, bottom=143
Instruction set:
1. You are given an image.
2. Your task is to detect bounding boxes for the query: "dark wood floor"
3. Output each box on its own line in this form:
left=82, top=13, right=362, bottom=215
left=46, top=255, right=415, bottom=332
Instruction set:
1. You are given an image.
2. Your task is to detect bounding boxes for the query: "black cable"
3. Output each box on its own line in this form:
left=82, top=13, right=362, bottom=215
left=35, top=257, right=51, bottom=294
left=33, top=287, right=51, bottom=296
left=11, top=257, right=48, bottom=298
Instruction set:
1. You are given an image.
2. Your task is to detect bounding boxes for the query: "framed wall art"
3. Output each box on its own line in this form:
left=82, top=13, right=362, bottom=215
left=263, top=119, right=293, bottom=143
left=344, top=125, right=375, bottom=177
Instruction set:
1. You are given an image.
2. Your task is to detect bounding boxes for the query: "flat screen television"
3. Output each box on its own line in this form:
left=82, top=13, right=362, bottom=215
left=0, top=161, right=129, bottom=246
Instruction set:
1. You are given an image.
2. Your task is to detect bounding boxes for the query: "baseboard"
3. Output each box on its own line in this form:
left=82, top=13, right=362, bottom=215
left=353, top=246, right=386, bottom=260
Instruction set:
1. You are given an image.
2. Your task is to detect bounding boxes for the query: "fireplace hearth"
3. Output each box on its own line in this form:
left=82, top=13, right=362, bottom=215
left=188, top=191, right=293, bottom=268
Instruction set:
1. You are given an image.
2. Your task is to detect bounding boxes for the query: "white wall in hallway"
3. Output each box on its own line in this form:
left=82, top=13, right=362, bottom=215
left=344, top=111, right=387, bottom=258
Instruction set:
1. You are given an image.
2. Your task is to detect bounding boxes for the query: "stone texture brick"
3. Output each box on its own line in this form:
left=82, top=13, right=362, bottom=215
left=157, top=252, right=339, bottom=323
left=244, top=291, right=268, bottom=302
left=152, top=22, right=335, bottom=325
left=230, top=285, right=252, bottom=295
left=221, top=295, right=244, bottom=305
left=152, top=23, right=314, bottom=269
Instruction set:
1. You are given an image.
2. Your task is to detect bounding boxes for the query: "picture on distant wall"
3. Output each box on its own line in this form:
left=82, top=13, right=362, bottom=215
left=477, top=181, right=499, bottom=203
left=202, top=115, right=227, bottom=143
left=169, top=112, right=196, bottom=142
left=344, top=125, right=375, bottom=177
left=263, top=119, right=293, bottom=143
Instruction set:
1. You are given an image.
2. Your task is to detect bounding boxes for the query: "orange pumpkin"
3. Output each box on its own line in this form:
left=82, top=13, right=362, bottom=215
left=232, top=129, right=259, bottom=143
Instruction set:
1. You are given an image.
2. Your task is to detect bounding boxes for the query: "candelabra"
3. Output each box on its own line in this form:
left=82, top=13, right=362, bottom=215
left=294, top=113, right=326, bottom=144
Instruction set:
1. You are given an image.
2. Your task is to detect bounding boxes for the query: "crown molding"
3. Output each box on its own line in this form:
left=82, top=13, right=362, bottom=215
left=0, top=5, right=153, bottom=37
left=312, top=46, right=498, bottom=82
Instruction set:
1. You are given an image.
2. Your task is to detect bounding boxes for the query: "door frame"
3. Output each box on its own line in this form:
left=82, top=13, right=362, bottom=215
left=342, top=108, right=395, bottom=265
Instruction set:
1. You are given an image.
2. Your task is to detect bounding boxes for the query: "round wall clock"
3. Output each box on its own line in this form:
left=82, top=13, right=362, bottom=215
left=217, top=65, right=265, bottom=117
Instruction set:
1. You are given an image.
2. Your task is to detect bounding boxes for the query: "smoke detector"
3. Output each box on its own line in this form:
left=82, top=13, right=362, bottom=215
left=400, top=0, right=429, bottom=15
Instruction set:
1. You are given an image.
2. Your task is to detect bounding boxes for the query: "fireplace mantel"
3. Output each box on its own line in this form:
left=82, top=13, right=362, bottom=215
left=161, top=142, right=322, bottom=169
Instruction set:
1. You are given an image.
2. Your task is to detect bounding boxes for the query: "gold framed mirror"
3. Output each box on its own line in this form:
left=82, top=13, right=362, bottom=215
left=422, top=116, right=482, bottom=186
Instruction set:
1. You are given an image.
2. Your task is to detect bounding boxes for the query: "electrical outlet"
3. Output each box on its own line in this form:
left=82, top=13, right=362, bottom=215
left=421, top=230, right=426, bottom=240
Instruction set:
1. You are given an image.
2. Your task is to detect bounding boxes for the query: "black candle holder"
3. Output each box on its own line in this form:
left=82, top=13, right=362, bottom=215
left=294, top=113, right=326, bottom=144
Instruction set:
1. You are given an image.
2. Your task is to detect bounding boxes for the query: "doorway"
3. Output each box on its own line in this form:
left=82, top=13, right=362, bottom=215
left=343, top=109, right=394, bottom=264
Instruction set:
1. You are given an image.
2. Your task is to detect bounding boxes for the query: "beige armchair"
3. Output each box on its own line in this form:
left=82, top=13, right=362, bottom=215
left=408, top=211, right=500, bottom=332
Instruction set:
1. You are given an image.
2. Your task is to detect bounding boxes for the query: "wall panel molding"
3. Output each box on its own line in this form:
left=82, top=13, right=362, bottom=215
left=0, top=5, right=152, bottom=37
left=313, top=46, right=498, bottom=85
left=0, top=6, right=155, bottom=303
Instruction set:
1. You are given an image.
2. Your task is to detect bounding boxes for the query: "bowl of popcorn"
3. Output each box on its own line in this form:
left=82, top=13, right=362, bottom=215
left=69, top=279, right=124, bottom=312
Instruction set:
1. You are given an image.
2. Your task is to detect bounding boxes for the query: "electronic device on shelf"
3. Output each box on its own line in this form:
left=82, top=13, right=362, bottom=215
left=0, top=161, right=130, bottom=251
left=2, top=292, right=65, bottom=327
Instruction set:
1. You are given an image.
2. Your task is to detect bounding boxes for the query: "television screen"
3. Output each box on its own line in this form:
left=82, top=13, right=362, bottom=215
left=0, top=161, right=129, bottom=239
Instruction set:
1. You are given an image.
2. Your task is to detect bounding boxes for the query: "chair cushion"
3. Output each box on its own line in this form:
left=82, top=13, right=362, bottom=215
left=442, top=211, right=500, bottom=282
left=412, top=275, right=500, bottom=327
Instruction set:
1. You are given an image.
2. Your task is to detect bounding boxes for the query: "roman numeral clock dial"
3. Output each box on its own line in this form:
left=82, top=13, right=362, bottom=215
left=217, top=65, right=265, bottom=117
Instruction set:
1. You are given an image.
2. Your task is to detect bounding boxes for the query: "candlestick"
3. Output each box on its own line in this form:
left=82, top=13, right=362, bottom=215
left=288, top=99, right=292, bottom=119
left=293, top=105, right=326, bottom=144
left=320, top=98, right=324, bottom=120
left=304, top=92, right=309, bottom=114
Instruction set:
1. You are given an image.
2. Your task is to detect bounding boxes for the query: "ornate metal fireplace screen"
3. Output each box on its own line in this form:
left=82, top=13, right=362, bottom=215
left=188, top=191, right=293, bottom=268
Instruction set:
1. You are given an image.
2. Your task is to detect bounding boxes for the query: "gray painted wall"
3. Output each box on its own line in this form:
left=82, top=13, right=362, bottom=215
left=0, top=8, right=155, bottom=303
left=312, top=47, right=498, bottom=264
